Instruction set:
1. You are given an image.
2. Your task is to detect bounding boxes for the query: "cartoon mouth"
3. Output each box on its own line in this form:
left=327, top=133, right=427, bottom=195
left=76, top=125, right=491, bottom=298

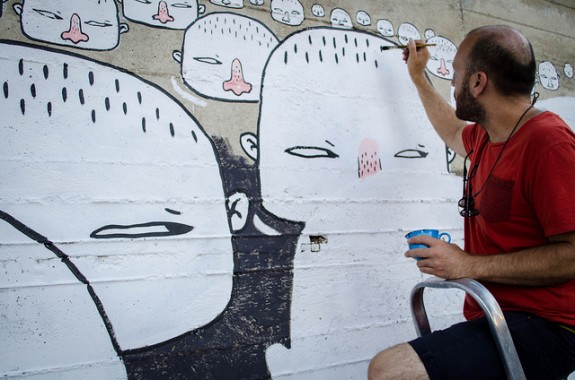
left=90, top=222, right=193, bottom=239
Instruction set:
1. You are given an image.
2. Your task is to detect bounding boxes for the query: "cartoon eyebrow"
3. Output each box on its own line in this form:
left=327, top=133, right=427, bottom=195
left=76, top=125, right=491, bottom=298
left=90, top=222, right=193, bottom=239
left=32, top=9, right=63, bottom=20
left=193, top=57, right=223, bottom=65
left=84, top=20, right=114, bottom=27
left=285, top=145, right=339, bottom=159
left=135, top=0, right=153, bottom=4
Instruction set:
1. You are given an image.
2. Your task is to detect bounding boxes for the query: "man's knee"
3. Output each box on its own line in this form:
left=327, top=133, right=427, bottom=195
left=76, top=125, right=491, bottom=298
left=368, top=343, right=429, bottom=380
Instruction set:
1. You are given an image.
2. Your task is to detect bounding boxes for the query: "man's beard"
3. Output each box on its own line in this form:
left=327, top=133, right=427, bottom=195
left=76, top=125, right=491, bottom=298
left=454, top=80, right=486, bottom=125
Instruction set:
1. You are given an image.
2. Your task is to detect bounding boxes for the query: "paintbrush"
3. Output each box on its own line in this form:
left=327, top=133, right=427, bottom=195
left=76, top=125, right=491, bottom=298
left=380, top=43, right=437, bottom=51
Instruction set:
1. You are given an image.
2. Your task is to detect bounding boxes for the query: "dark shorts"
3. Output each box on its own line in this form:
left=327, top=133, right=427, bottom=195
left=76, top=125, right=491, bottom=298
left=408, top=312, right=575, bottom=380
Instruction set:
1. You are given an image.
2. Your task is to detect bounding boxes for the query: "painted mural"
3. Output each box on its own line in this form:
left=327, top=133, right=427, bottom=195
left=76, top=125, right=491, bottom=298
left=1, top=1, right=575, bottom=379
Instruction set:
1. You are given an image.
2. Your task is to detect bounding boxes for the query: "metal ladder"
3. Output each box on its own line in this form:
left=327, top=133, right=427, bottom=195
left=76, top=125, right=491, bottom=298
left=410, top=277, right=527, bottom=380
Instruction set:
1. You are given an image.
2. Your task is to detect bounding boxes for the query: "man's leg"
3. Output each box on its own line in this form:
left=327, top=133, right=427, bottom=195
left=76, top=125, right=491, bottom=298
left=368, top=343, right=429, bottom=380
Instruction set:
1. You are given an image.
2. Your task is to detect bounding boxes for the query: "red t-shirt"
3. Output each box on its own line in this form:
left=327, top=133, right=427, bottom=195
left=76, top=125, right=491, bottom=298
left=462, top=111, right=575, bottom=325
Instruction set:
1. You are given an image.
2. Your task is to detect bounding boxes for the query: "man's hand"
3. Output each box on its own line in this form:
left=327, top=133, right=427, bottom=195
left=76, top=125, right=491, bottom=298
left=405, top=235, right=475, bottom=280
left=403, top=38, right=431, bottom=85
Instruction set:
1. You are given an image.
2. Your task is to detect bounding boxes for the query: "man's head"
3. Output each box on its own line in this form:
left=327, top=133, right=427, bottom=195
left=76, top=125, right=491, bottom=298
left=452, top=25, right=536, bottom=123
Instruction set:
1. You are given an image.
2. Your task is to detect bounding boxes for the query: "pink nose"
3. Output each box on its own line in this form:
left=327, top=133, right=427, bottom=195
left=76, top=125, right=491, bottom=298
left=358, top=138, right=382, bottom=179
left=223, top=59, right=252, bottom=96
left=437, top=58, right=450, bottom=77
left=61, top=13, right=89, bottom=44
left=153, top=1, right=174, bottom=23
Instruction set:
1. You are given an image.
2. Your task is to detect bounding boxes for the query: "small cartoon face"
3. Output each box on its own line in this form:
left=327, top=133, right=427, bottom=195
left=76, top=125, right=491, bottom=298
left=564, top=63, right=573, bottom=79
left=376, top=19, right=394, bottom=37
left=330, top=8, right=352, bottom=29
left=356, top=10, right=371, bottom=26
left=121, top=0, right=203, bottom=29
left=424, top=28, right=435, bottom=40
left=13, top=0, right=128, bottom=50
left=270, top=0, right=304, bottom=26
left=425, top=36, right=457, bottom=80
left=210, top=0, right=244, bottom=8
left=397, top=22, right=420, bottom=45
left=311, top=4, right=325, bottom=17
left=538, top=61, right=560, bottom=91
left=250, top=0, right=265, bottom=5
left=176, top=13, right=279, bottom=102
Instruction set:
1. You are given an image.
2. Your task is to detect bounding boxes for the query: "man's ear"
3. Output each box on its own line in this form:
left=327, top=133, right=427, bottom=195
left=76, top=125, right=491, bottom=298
left=472, top=71, right=488, bottom=97
left=240, top=132, right=258, bottom=161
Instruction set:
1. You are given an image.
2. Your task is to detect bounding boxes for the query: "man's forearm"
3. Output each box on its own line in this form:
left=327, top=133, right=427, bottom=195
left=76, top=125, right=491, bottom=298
left=469, top=237, right=575, bottom=286
left=411, top=75, right=467, bottom=157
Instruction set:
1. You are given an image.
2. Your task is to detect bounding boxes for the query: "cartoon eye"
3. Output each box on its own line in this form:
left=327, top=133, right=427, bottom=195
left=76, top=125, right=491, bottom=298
left=193, top=57, right=223, bottom=65
left=172, top=3, right=193, bottom=8
left=285, top=146, right=339, bottom=159
left=291, top=11, right=301, bottom=16
left=85, top=20, right=114, bottom=27
left=90, top=221, right=193, bottom=239
left=32, top=9, right=63, bottom=20
left=394, top=145, right=429, bottom=159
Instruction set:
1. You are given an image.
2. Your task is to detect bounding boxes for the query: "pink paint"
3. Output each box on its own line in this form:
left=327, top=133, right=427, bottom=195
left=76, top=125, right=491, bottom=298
left=223, top=59, right=252, bottom=96
left=437, top=58, right=450, bottom=77
left=153, top=1, right=174, bottom=24
left=358, top=138, right=382, bottom=179
left=61, top=13, right=89, bottom=44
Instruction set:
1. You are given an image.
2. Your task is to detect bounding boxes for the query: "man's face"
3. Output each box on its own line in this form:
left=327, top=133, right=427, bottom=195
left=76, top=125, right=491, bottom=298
left=454, top=72, right=486, bottom=124
left=451, top=40, right=486, bottom=124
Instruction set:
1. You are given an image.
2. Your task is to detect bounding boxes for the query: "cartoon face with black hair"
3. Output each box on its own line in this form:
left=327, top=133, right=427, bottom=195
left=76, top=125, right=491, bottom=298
left=1, top=42, right=235, bottom=376
left=239, top=28, right=461, bottom=377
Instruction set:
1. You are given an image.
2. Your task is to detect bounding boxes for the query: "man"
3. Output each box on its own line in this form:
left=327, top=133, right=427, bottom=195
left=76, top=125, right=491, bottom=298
left=369, top=25, right=575, bottom=380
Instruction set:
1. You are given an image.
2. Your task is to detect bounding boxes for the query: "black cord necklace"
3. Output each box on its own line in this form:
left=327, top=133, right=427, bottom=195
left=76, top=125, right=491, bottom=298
left=471, top=104, right=534, bottom=197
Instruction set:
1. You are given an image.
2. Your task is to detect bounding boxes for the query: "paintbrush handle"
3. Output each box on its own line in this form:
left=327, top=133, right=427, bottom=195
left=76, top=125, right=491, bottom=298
left=380, top=43, right=437, bottom=51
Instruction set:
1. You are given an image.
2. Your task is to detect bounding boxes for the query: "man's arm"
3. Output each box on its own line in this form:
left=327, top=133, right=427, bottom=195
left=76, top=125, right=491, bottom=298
left=404, top=39, right=468, bottom=157
left=407, top=231, right=575, bottom=286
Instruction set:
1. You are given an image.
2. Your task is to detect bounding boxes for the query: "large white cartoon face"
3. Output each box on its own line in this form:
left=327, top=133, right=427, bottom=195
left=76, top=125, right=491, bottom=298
left=376, top=19, right=394, bottom=37
left=330, top=8, right=353, bottom=29
left=538, top=61, right=560, bottom=91
left=0, top=42, right=233, bottom=350
left=210, top=0, right=244, bottom=8
left=426, top=36, right=457, bottom=80
left=256, top=29, right=455, bottom=231
left=270, top=0, right=304, bottom=26
left=397, top=22, right=420, bottom=45
left=13, top=0, right=128, bottom=50
left=121, top=0, right=202, bottom=29
left=176, top=13, right=279, bottom=102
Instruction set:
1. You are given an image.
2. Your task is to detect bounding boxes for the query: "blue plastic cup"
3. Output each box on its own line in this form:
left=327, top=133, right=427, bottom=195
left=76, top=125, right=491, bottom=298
left=405, top=229, right=451, bottom=250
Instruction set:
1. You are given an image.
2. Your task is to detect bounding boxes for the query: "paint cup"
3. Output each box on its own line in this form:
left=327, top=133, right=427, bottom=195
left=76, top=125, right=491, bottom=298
left=405, top=229, right=451, bottom=250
